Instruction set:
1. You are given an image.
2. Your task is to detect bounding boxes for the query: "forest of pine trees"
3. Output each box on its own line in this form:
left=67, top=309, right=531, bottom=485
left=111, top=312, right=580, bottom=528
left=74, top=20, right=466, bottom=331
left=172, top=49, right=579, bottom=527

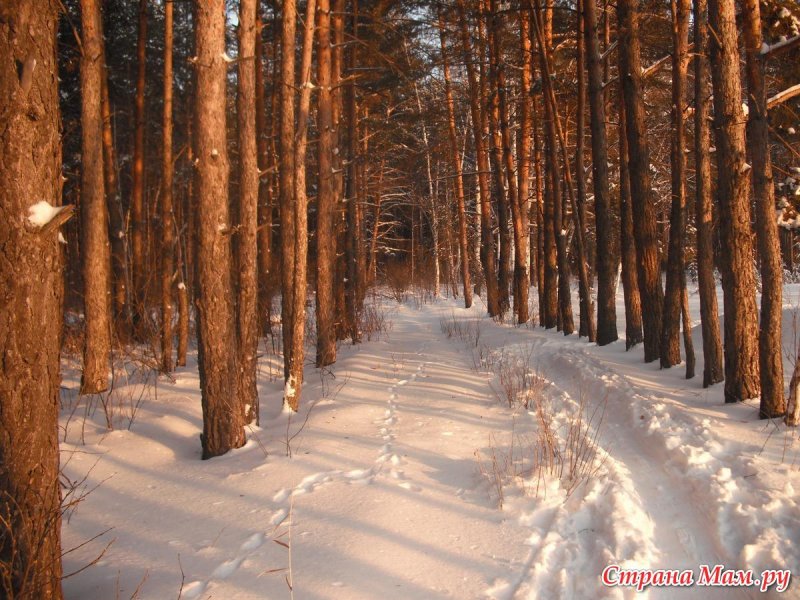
left=2, top=0, right=799, bottom=595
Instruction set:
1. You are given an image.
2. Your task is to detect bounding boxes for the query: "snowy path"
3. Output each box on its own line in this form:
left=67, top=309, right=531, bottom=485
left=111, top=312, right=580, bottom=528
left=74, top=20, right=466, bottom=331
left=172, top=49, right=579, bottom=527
left=60, top=295, right=800, bottom=599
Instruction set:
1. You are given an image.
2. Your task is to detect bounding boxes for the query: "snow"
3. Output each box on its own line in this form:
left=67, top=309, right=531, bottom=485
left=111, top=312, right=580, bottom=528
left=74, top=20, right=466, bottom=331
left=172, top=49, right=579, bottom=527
left=59, top=286, right=800, bottom=599
left=27, top=200, right=67, bottom=227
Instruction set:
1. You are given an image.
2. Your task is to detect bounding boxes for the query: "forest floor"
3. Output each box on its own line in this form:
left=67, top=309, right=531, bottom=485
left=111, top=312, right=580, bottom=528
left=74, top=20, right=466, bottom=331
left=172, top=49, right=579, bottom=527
left=59, top=284, right=800, bottom=599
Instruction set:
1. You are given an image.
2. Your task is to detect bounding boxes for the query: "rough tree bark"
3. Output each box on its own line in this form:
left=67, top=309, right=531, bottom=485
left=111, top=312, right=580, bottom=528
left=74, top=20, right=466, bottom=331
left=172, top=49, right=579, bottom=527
left=489, top=0, right=529, bottom=325
left=584, top=0, right=617, bottom=345
left=256, top=12, right=273, bottom=337
left=280, top=0, right=298, bottom=383
left=708, top=0, right=761, bottom=403
left=0, top=4, right=65, bottom=596
left=693, top=0, right=724, bottom=387
left=517, top=8, right=533, bottom=323
left=618, top=0, right=663, bottom=362
left=344, top=0, right=363, bottom=340
left=80, top=0, right=112, bottom=395
left=282, top=0, right=316, bottom=410
left=483, top=1, right=511, bottom=316
left=743, top=0, right=786, bottom=418
left=618, top=100, right=644, bottom=349
left=194, top=0, right=246, bottom=457
left=575, top=0, right=592, bottom=340
left=316, top=0, right=338, bottom=367
left=532, top=0, right=575, bottom=334
left=160, top=0, right=175, bottom=373
left=661, top=0, right=690, bottom=369
left=238, top=0, right=260, bottom=424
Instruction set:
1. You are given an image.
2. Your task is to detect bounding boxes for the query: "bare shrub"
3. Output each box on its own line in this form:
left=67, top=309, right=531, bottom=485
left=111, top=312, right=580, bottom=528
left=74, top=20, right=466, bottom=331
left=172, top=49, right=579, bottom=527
left=384, top=260, right=411, bottom=303
left=359, top=297, right=392, bottom=341
left=438, top=312, right=483, bottom=347
left=489, top=344, right=546, bottom=409
left=476, top=375, right=608, bottom=505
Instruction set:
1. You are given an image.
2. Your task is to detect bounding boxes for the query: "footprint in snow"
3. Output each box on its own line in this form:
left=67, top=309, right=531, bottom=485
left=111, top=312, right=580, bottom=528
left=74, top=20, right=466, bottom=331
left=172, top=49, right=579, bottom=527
left=272, top=488, right=290, bottom=503
left=345, top=468, right=373, bottom=480
left=240, top=532, right=265, bottom=552
left=212, top=557, right=244, bottom=580
left=181, top=581, right=207, bottom=599
left=270, top=508, right=288, bottom=526
left=399, top=482, right=422, bottom=492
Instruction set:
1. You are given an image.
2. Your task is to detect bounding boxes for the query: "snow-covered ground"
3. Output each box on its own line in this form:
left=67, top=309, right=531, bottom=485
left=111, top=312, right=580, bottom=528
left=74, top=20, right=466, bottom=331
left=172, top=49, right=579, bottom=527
left=59, top=285, right=800, bottom=599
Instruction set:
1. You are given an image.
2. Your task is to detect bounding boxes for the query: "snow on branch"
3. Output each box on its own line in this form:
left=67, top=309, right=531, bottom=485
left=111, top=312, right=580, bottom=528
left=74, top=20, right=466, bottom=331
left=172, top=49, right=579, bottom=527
left=767, top=83, right=800, bottom=110
left=761, top=34, right=800, bottom=57
left=26, top=201, right=74, bottom=235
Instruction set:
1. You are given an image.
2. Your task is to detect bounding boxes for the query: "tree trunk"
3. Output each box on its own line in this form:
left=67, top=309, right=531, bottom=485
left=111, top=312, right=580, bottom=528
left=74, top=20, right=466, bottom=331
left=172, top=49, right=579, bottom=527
left=0, top=3, right=65, bottom=596
left=344, top=0, right=362, bottom=341
left=490, top=0, right=529, bottom=325
left=131, top=0, right=148, bottom=337
left=368, top=162, right=384, bottom=286
left=618, top=101, right=644, bottom=349
left=743, top=0, right=786, bottom=418
left=575, top=0, right=591, bottom=339
left=177, top=104, right=192, bottom=368
left=101, top=64, right=128, bottom=334
left=483, top=2, right=511, bottom=317
left=194, top=0, right=245, bottom=457
left=438, top=10, right=473, bottom=309
left=517, top=9, right=533, bottom=324
left=280, top=0, right=298, bottom=382
left=661, top=0, right=690, bottom=369
left=708, top=0, right=761, bottom=403
left=256, top=13, right=273, bottom=338
left=316, top=0, right=337, bottom=367
left=532, top=100, right=546, bottom=326
left=681, top=279, right=696, bottom=379
left=693, top=0, right=724, bottom=387
left=456, top=0, right=500, bottom=317
left=160, top=0, right=175, bottom=374
left=80, top=0, right=112, bottom=395
left=618, top=0, right=663, bottom=362
left=332, top=0, right=348, bottom=341
left=532, top=0, right=575, bottom=334
left=584, top=0, right=617, bottom=345
left=237, top=0, right=260, bottom=424
left=284, top=0, right=316, bottom=409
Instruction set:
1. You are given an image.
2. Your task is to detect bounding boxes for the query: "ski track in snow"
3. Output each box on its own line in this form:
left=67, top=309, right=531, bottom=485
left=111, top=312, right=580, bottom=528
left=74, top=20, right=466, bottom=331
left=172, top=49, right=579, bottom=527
left=488, top=331, right=797, bottom=599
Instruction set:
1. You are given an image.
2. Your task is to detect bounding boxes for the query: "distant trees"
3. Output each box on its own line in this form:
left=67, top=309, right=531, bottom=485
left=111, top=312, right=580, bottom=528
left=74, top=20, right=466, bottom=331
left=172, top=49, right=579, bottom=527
left=28, top=0, right=800, bottom=471
left=41, top=0, right=800, bottom=437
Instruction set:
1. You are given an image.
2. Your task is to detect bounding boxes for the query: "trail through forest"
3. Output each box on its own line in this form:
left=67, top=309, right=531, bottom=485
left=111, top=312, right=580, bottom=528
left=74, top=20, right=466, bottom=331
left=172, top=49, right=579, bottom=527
left=60, top=292, right=800, bottom=599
